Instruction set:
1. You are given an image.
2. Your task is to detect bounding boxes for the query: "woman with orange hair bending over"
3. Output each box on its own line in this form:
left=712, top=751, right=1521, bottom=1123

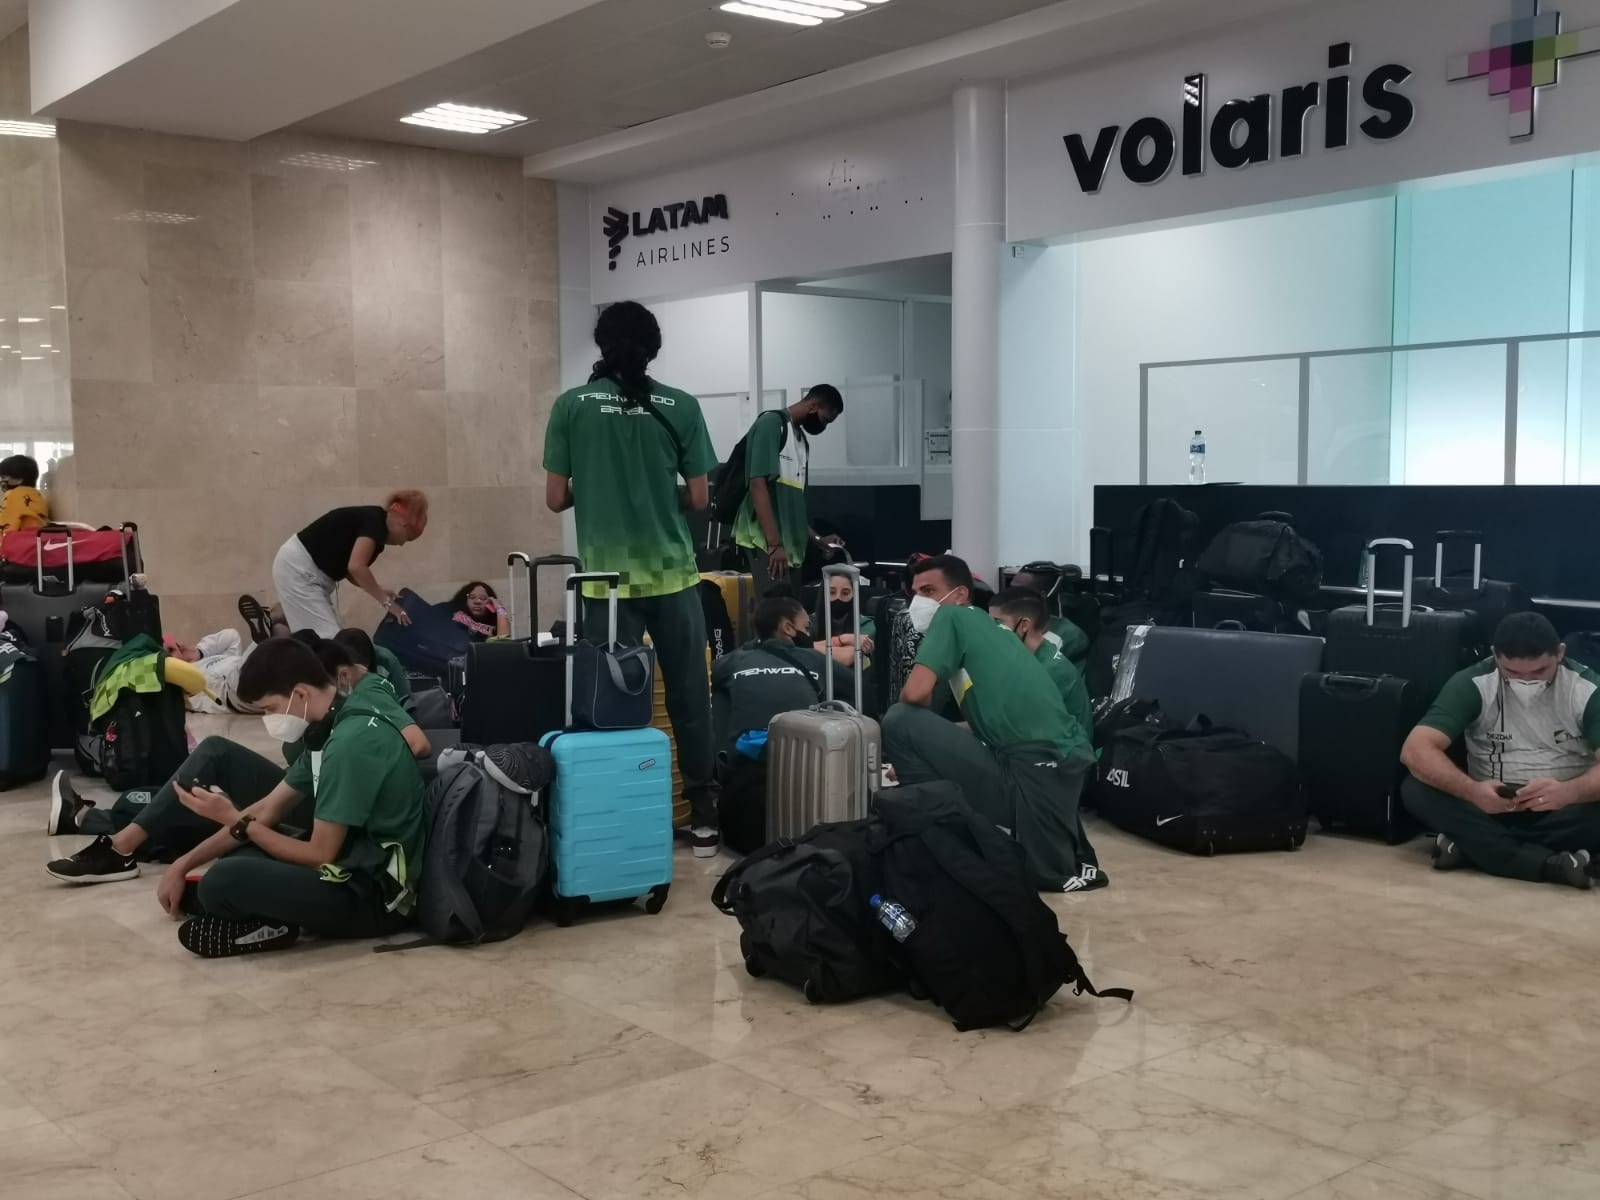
left=270, top=491, right=429, bottom=638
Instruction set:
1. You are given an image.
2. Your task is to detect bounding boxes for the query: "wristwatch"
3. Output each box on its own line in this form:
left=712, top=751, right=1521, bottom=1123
left=229, top=815, right=256, bottom=844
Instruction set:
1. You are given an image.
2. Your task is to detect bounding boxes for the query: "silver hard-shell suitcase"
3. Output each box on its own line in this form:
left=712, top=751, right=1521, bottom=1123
left=765, top=564, right=880, bottom=841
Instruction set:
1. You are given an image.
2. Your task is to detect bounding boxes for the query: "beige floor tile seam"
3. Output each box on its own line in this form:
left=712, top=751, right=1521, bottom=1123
left=1281, top=1159, right=1479, bottom=1200
left=49, top=1053, right=472, bottom=1200
left=224, top=1132, right=590, bottom=1200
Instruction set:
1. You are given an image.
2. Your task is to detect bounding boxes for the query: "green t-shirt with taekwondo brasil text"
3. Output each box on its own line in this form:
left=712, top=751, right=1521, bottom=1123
left=733, top=410, right=811, bottom=564
left=914, top=605, right=1095, bottom=767
left=543, top=378, right=719, bottom=599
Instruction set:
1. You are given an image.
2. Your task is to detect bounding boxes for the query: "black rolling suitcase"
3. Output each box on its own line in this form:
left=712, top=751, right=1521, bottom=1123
left=457, top=553, right=573, bottom=747
left=1298, top=673, right=1422, bottom=844
left=1416, top=531, right=1531, bottom=653
left=2, top=527, right=135, bottom=749
left=0, top=637, right=50, bottom=788
left=1325, top=539, right=1468, bottom=704
left=1096, top=718, right=1307, bottom=855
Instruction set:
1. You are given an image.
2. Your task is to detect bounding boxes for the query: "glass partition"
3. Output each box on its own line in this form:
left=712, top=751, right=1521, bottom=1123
left=1145, top=359, right=1301, bottom=485
left=1141, top=331, right=1600, bottom=485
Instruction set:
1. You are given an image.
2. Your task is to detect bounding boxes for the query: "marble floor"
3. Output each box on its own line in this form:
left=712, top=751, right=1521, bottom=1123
left=2, top=717, right=1597, bottom=1199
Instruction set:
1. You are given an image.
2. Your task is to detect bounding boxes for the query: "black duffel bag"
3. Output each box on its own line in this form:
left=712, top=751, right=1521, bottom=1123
left=1097, top=717, right=1306, bottom=855
left=1195, top=512, right=1323, bottom=608
left=711, top=818, right=904, bottom=1004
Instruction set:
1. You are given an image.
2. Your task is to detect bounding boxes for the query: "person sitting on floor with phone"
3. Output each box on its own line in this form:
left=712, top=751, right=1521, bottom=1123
left=54, top=637, right=427, bottom=958
left=47, top=635, right=430, bottom=868
left=449, top=580, right=512, bottom=642
left=882, top=555, right=1104, bottom=894
left=814, top=569, right=875, bottom=670
left=712, top=591, right=849, bottom=851
left=990, top=586, right=1094, bottom=755
left=1400, top=611, right=1600, bottom=890
left=331, top=627, right=411, bottom=708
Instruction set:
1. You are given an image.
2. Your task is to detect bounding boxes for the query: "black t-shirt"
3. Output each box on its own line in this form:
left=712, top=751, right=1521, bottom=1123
left=296, top=506, right=388, bottom=581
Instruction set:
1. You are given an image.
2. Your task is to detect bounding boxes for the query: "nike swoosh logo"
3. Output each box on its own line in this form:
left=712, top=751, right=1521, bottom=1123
left=1155, top=815, right=1183, bottom=827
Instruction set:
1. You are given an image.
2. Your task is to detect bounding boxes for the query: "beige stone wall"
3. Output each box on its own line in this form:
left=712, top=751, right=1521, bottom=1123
left=0, top=27, right=72, bottom=511
left=56, top=121, right=561, bottom=640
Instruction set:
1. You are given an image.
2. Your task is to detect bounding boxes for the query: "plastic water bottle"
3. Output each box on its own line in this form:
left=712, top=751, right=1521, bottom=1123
left=1188, top=430, right=1207, bottom=485
left=870, top=894, right=917, bottom=943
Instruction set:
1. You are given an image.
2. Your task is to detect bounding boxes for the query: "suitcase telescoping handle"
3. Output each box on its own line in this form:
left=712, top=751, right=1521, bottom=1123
left=821, top=563, right=865, bottom=712
left=505, top=553, right=582, bottom=641
left=120, top=522, right=143, bottom=585
left=1321, top=674, right=1383, bottom=696
left=36, top=522, right=77, bottom=594
left=1363, top=538, right=1415, bottom=630
left=1433, top=531, right=1484, bottom=592
left=562, top=572, right=622, bottom=727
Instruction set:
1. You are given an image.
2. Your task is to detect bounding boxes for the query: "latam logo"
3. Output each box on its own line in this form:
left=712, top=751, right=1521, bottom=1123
left=603, top=194, right=731, bottom=271
left=1449, top=0, right=1600, bottom=138
left=1063, top=43, right=1413, bottom=194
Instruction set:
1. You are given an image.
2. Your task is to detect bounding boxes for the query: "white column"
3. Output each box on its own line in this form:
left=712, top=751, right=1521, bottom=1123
left=951, top=84, right=1005, bottom=581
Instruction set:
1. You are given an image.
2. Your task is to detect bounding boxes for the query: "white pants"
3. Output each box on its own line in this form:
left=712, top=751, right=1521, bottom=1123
left=272, top=536, right=342, bottom=638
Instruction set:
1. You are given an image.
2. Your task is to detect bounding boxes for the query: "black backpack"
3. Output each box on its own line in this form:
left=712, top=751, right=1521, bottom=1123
left=869, top=783, right=1130, bottom=1031
left=87, top=656, right=189, bottom=792
left=712, top=818, right=905, bottom=1004
left=1124, top=499, right=1200, bottom=609
left=711, top=411, right=789, bottom=524
left=1196, top=513, right=1324, bottom=607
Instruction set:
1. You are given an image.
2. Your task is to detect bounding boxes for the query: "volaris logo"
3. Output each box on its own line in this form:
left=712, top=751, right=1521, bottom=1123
left=1449, top=0, right=1600, bottom=138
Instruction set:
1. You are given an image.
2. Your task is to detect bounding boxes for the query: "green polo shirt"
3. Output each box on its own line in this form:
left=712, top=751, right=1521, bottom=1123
left=732, top=411, right=810, bottom=563
left=543, top=378, right=719, bottom=599
left=914, top=605, right=1094, bottom=767
left=373, top=645, right=411, bottom=704
left=282, top=673, right=425, bottom=912
left=1036, top=636, right=1093, bottom=751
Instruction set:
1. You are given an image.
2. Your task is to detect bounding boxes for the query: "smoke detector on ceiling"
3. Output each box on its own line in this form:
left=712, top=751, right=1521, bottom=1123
left=706, top=31, right=733, bottom=49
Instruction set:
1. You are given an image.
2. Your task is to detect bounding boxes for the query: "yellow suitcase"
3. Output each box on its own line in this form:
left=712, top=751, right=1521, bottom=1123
left=647, top=643, right=713, bottom=828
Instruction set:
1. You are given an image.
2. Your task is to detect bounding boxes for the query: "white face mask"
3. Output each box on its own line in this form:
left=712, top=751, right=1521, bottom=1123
left=908, top=589, right=958, bottom=634
left=1505, top=678, right=1549, bottom=705
left=262, top=690, right=310, bottom=743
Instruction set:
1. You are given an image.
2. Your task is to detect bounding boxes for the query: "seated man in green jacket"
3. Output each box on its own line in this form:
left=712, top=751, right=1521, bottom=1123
left=883, top=556, right=1104, bottom=893
left=990, top=586, right=1093, bottom=746
left=170, top=636, right=425, bottom=957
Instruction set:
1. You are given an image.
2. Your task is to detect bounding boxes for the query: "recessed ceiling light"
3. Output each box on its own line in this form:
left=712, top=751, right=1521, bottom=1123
left=279, top=152, right=379, bottom=172
left=16, top=317, right=41, bottom=324
left=113, top=210, right=198, bottom=225
left=0, top=119, right=54, bottom=139
left=19, top=356, right=42, bottom=361
left=38, top=344, right=51, bottom=349
left=720, top=0, right=882, bottom=23
left=400, top=102, right=529, bottom=134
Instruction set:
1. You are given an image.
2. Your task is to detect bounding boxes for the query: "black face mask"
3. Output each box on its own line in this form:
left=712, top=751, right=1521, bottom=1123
left=301, top=712, right=336, bottom=753
left=829, top=599, right=853, bottom=626
left=791, top=630, right=814, bottom=648
left=801, top=414, right=828, bottom=437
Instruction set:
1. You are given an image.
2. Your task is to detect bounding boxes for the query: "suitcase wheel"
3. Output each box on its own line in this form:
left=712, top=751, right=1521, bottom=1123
left=551, top=897, right=584, bottom=928
left=643, top=883, right=670, bottom=915
left=745, top=956, right=767, bottom=979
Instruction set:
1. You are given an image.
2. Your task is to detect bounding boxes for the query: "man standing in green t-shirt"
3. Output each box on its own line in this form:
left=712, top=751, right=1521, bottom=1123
left=883, top=555, right=1104, bottom=893
left=543, top=302, right=724, bottom=856
left=731, top=385, right=844, bottom=592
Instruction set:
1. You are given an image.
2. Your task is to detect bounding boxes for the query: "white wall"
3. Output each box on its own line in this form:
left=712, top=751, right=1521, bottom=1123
left=910, top=300, right=952, bottom=434
left=647, top=291, right=751, bottom=460
left=1043, top=196, right=1397, bottom=560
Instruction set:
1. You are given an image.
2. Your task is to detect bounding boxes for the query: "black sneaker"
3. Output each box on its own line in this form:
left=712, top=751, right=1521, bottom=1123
left=46, top=771, right=94, bottom=836
left=237, top=594, right=274, bottom=645
left=46, top=835, right=139, bottom=884
left=691, top=826, right=720, bottom=859
left=1541, top=850, right=1593, bottom=891
left=1061, top=865, right=1111, bottom=893
left=1431, top=834, right=1463, bottom=871
left=177, top=916, right=299, bottom=959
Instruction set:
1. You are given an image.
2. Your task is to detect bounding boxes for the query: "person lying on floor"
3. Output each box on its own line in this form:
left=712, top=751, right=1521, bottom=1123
left=1400, top=611, right=1600, bottom=890
left=882, top=554, right=1104, bottom=894
left=167, top=629, right=259, bottom=714
left=449, top=580, right=512, bottom=642
left=56, top=636, right=428, bottom=958
left=47, top=634, right=430, bottom=867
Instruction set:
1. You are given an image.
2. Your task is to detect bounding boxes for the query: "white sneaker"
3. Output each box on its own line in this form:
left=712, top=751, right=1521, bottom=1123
left=691, top=826, right=720, bottom=858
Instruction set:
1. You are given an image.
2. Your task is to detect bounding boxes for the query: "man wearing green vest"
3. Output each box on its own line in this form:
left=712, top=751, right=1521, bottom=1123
left=731, top=385, right=845, bottom=592
left=544, top=302, right=724, bottom=856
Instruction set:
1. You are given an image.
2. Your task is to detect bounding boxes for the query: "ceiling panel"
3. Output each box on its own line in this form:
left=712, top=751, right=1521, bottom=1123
left=296, top=0, right=1066, bottom=156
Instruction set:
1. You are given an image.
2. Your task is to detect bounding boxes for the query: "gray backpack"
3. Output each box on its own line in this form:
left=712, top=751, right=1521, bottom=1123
left=408, top=745, right=551, bottom=945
